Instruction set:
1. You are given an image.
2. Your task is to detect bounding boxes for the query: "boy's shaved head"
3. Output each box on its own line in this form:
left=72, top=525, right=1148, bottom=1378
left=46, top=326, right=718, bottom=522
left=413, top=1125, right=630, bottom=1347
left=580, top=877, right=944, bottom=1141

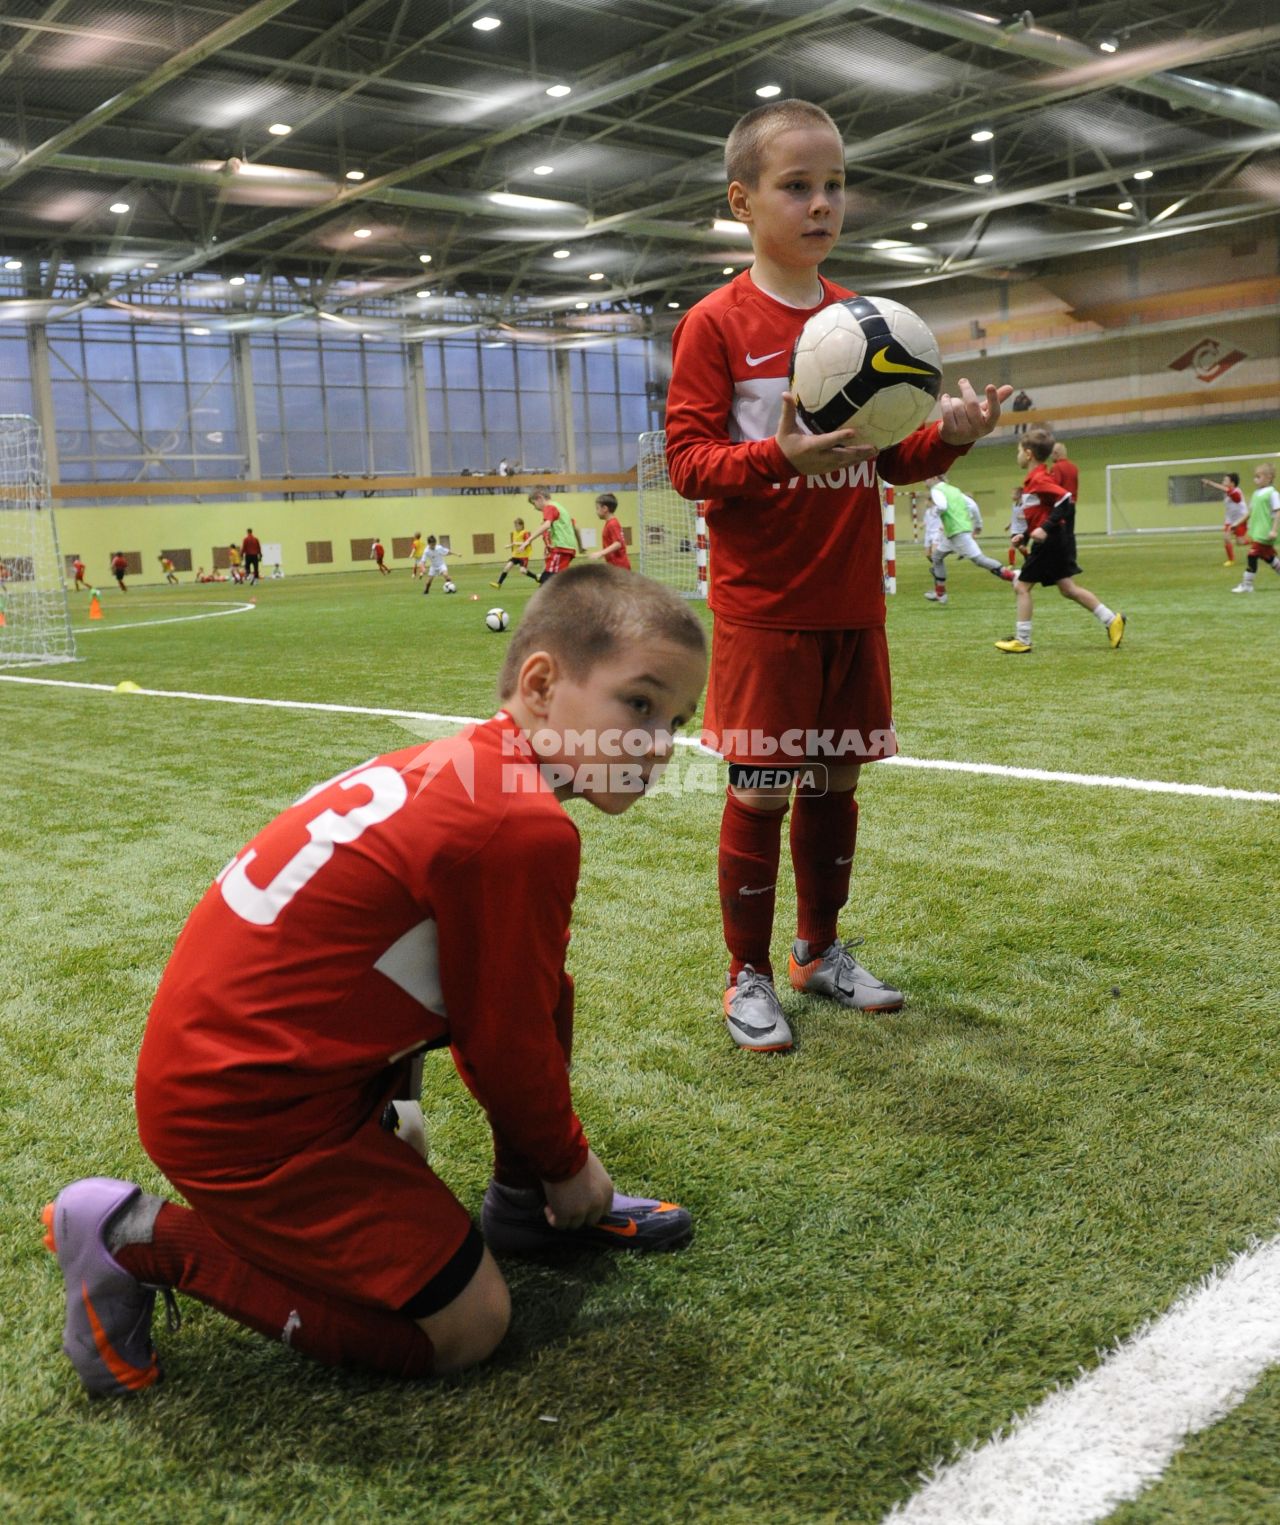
left=725, top=99, right=842, bottom=189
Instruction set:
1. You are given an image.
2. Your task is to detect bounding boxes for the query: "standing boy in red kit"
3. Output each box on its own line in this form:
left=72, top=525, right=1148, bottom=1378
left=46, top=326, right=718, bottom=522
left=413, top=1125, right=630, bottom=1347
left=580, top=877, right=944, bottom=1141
left=42, top=566, right=705, bottom=1396
left=665, top=98, right=1011, bottom=1053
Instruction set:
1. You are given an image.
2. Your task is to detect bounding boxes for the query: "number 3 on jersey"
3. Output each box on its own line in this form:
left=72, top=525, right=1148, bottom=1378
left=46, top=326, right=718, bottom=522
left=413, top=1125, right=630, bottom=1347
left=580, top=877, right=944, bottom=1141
left=218, top=764, right=407, bottom=927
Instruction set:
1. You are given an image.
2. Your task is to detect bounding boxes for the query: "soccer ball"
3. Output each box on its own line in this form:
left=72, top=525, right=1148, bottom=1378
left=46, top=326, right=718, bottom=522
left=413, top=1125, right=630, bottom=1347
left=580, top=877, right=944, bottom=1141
left=485, top=607, right=509, bottom=632
left=442, top=578, right=457, bottom=594
left=790, top=295, right=942, bottom=450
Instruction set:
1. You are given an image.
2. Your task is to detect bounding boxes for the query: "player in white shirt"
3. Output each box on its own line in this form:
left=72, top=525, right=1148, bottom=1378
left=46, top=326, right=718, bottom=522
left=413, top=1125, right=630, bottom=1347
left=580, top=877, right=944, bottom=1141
left=419, top=536, right=452, bottom=595
left=923, top=476, right=1013, bottom=603
left=1202, top=473, right=1247, bottom=567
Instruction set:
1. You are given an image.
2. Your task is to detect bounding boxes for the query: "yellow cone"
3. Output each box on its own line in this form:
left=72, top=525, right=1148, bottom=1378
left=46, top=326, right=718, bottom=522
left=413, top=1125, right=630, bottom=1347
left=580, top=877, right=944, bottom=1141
left=113, top=680, right=142, bottom=694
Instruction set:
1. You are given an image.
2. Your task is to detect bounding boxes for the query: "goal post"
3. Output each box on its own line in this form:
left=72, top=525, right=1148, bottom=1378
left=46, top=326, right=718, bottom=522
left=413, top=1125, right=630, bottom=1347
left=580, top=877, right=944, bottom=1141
left=1104, top=452, right=1276, bottom=536
left=0, top=415, right=76, bottom=668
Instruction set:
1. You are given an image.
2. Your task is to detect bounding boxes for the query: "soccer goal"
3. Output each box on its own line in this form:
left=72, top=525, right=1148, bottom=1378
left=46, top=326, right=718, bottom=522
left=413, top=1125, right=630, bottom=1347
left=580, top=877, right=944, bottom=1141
left=1104, top=452, right=1275, bottom=536
left=0, top=415, right=76, bottom=668
left=637, top=430, right=707, bottom=599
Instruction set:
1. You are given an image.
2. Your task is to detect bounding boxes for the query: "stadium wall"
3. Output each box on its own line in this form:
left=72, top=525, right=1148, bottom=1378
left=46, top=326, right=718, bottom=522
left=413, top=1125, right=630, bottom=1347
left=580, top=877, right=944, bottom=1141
left=54, top=491, right=635, bottom=586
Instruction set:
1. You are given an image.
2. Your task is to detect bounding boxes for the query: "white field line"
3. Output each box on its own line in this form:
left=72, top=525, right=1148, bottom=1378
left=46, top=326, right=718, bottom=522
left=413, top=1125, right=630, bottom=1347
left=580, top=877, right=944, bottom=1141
left=885, top=1234, right=1280, bottom=1525
left=0, top=675, right=1276, bottom=804
left=76, top=600, right=256, bottom=634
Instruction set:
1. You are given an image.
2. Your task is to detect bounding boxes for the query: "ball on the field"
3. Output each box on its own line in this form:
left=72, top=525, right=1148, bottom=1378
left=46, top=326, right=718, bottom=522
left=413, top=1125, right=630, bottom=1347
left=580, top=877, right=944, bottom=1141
left=485, top=607, right=509, bottom=632
left=790, top=295, right=942, bottom=450
left=442, top=578, right=457, bottom=594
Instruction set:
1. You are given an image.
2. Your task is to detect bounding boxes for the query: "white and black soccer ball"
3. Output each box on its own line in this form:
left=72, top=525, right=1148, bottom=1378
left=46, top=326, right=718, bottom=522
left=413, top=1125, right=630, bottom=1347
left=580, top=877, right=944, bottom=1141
left=485, top=607, right=510, bottom=632
left=790, top=295, right=942, bottom=450
left=442, top=578, right=457, bottom=594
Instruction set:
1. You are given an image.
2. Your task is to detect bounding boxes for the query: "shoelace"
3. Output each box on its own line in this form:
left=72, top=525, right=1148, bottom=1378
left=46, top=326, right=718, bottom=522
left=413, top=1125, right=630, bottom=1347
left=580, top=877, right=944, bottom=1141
left=735, top=965, right=781, bottom=1008
left=825, top=938, right=873, bottom=994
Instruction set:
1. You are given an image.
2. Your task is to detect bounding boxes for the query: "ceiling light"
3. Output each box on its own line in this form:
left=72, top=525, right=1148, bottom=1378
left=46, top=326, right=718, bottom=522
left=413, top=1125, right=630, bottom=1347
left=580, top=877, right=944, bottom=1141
left=418, top=253, right=432, bottom=264
left=1133, top=169, right=1153, bottom=181
left=144, top=261, right=159, bottom=269
left=345, top=169, right=366, bottom=182
left=552, top=249, right=571, bottom=258
left=228, top=275, right=246, bottom=286
left=1099, top=36, right=1118, bottom=53
left=109, top=201, right=130, bottom=214
left=472, top=15, right=501, bottom=30
left=362, top=332, right=380, bottom=341
left=871, top=238, right=909, bottom=250
left=756, top=85, right=781, bottom=99
left=3, top=259, right=21, bottom=271
left=533, top=165, right=554, bottom=176
left=353, top=227, right=373, bottom=238
left=574, top=300, right=589, bottom=309
left=189, top=327, right=211, bottom=336
left=545, top=84, right=572, bottom=98
left=712, top=218, right=750, bottom=235
left=911, top=221, right=929, bottom=231
left=416, top=289, right=431, bottom=298
left=971, top=129, right=994, bottom=142
left=667, top=301, right=680, bottom=309
left=588, top=271, right=605, bottom=281
left=1117, top=200, right=1133, bottom=211
left=973, top=172, right=994, bottom=185
left=489, top=190, right=567, bottom=210
left=722, top=265, right=734, bottom=274
left=268, top=122, right=292, bottom=136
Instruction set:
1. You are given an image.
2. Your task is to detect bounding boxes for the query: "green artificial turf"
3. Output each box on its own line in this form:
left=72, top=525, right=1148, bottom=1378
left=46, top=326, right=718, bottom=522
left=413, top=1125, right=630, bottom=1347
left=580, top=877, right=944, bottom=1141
left=2, top=538, right=1278, bottom=1523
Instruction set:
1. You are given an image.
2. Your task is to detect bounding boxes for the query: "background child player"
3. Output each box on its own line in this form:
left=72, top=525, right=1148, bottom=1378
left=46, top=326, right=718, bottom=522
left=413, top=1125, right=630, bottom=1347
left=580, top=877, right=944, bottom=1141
left=1231, top=461, right=1280, bottom=593
left=492, top=518, right=541, bottom=588
left=996, top=427, right=1125, bottom=653
left=110, top=551, right=128, bottom=592
left=42, top=565, right=706, bottom=1397
left=524, top=488, right=581, bottom=582
left=1204, top=472, right=1248, bottom=568
left=922, top=474, right=1013, bottom=603
left=409, top=531, right=425, bottom=578
left=665, top=97, right=1012, bottom=1054
left=372, top=538, right=392, bottom=575
left=71, top=556, right=88, bottom=591
left=241, top=529, right=262, bottom=585
left=419, top=535, right=452, bottom=594
left=157, top=555, right=179, bottom=585
left=586, top=493, right=632, bottom=571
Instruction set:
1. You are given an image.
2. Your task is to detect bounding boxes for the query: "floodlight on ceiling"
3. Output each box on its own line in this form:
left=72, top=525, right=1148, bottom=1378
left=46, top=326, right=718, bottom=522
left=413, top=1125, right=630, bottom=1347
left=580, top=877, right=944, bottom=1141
left=553, top=249, right=570, bottom=258
left=418, top=253, right=432, bottom=263
left=533, top=165, right=554, bottom=176
left=416, top=290, right=431, bottom=298
left=228, top=275, right=246, bottom=286
left=489, top=191, right=580, bottom=213
left=574, top=301, right=589, bottom=309
left=189, top=327, right=211, bottom=336
left=353, top=227, right=373, bottom=238
left=473, top=15, right=502, bottom=30
left=756, top=85, right=781, bottom=99
left=588, top=272, right=605, bottom=281
left=971, top=129, right=994, bottom=142
left=911, top=221, right=929, bottom=231
left=1132, top=169, right=1153, bottom=180
left=872, top=239, right=909, bottom=249
left=545, top=84, right=572, bottom=98
left=973, top=173, right=994, bottom=185
left=1118, top=200, right=1134, bottom=211
left=109, top=201, right=130, bottom=214
left=667, top=301, right=680, bottom=309
left=3, top=259, right=21, bottom=271
left=722, top=266, right=734, bottom=274
left=1098, top=36, right=1118, bottom=53
left=268, top=122, right=292, bottom=136
left=144, top=261, right=159, bottom=269
left=345, top=170, right=365, bottom=182
left=712, top=219, right=750, bottom=235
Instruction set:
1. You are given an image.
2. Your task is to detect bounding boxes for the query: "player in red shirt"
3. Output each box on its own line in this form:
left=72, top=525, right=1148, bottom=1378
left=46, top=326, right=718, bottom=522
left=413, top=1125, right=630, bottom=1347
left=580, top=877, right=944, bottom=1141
left=42, top=565, right=706, bottom=1397
left=110, top=552, right=128, bottom=592
left=241, top=528, right=262, bottom=584
left=587, top=493, right=632, bottom=571
left=71, top=557, right=88, bottom=592
left=1048, top=441, right=1079, bottom=504
left=1202, top=472, right=1248, bottom=565
left=372, top=538, right=392, bottom=575
left=665, top=98, right=1011, bottom=1053
left=995, top=428, right=1125, bottom=653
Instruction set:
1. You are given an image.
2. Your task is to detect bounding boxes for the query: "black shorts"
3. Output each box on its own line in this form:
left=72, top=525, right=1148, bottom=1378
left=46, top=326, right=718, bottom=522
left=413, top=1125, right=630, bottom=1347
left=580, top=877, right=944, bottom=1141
left=1018, top=533, right=1080, bottom=586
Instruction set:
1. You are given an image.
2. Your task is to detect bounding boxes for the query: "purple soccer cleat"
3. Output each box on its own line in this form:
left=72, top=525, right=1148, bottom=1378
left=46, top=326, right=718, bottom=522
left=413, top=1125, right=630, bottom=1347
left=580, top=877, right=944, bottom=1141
left=41, top=1178, right=162, bottom=1398
left=481, top=1181, right=692, bottom=1255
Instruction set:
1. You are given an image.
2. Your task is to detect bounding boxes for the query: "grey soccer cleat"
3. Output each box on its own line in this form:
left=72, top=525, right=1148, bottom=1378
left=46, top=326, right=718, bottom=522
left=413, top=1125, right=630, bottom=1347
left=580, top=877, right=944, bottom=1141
left=789, top=938, right=904, bottom=1012
left=723, top=965, right=794, bottom=1052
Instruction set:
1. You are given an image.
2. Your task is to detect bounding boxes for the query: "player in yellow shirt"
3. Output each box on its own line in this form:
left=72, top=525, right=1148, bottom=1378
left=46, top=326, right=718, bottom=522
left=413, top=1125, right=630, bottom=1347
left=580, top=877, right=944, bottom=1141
left=491, top=517, right=542, bottom=589
left=409, top=533, right=425, bottom=578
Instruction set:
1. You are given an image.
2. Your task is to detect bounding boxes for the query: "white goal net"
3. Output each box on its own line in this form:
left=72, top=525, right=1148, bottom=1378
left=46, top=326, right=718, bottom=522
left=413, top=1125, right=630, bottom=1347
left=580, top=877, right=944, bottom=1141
left=637, top=430, right=706, bottom=598
left=1105, top=452, right=1275, bottom=536
left=0, top=415, right=76, bottom=667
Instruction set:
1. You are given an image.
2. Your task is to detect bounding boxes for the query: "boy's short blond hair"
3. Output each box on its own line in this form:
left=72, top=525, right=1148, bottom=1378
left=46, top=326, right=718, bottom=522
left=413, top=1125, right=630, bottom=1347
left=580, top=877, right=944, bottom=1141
left=498, top=563, right=705, bottom=700
left=725, top=99, right=842, bottom=189
left=1255, top=461, right=1276, bottom=481
left=1021, top=427, right=1055, bottom=463
left=527, top=486, right=551, bottom=505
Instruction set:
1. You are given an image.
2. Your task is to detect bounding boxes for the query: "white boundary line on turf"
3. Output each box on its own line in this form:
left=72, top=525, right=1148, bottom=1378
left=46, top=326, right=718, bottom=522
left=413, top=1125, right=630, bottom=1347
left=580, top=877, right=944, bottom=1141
left=884, top=1233, right=1280, bottom=1525
left=76, top=600, right=256, bottom=634
left=1, top=675, right=1276, bottom=804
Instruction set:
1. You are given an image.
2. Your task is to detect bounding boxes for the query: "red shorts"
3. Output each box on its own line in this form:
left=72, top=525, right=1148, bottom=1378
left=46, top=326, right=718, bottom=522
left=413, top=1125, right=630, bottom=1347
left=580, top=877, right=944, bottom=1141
left=544, top=548, right=575, bottom=576
left=704, top=617, right=896, bottom=766
left=141, top=1082, right=474, bottom=1312
left=1226, top=520, right=1248, bottom=540
left=1248, top=540, right=1276, bottom=561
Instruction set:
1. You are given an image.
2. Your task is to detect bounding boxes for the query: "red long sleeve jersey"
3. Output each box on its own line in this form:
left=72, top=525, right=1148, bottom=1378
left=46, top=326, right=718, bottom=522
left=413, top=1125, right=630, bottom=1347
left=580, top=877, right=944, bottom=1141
left=1019, top=464, right=1074, bottom=534
left=665, top=272, right=968, bottom=630
left=136, top=714, right=588, bottom=1184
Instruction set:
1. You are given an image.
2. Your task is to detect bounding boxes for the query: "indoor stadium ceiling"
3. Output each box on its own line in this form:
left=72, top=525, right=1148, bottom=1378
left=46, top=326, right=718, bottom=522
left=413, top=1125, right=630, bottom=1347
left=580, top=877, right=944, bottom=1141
left=1, top=0, right=1278, bottom=344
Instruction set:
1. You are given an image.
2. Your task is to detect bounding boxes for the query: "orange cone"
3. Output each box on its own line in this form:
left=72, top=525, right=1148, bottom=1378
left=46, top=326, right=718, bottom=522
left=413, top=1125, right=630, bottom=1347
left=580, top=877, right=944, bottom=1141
left=88, top=593, right=103, bottom=621
left=0, top=609, right=6, bottom=627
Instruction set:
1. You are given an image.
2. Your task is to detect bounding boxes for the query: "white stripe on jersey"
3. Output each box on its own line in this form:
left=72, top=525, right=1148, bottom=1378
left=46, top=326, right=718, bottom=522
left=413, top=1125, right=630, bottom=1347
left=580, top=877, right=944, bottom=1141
left=374, top=917, right=447, bottom=1015
left=730, top=376, right=788, bottom=443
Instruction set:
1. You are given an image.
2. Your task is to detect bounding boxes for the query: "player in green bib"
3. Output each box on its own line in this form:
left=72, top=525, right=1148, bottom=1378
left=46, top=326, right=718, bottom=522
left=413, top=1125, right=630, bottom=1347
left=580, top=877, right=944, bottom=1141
left=1231, top=461, right=1280, bottom=594
left=525, top=488, right=581, bottom=583
left=922, top=475, right=1015, bottom=604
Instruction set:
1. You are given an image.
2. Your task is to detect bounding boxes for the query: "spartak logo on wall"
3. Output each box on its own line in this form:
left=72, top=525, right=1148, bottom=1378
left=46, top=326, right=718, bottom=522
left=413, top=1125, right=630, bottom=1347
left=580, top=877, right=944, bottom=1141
left=1168, top=337, right=1247, bottom=384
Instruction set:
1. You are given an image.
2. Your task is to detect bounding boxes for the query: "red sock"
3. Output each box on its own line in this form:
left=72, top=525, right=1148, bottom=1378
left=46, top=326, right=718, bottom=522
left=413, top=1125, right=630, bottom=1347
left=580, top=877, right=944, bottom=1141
left=719, top=791, right=785, bottom=980
left=115, top=1204, right=435, bottom=1378
left=791, top=791, right=858, bottom=951
left=1008, top=545, right=1017, bottom=566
